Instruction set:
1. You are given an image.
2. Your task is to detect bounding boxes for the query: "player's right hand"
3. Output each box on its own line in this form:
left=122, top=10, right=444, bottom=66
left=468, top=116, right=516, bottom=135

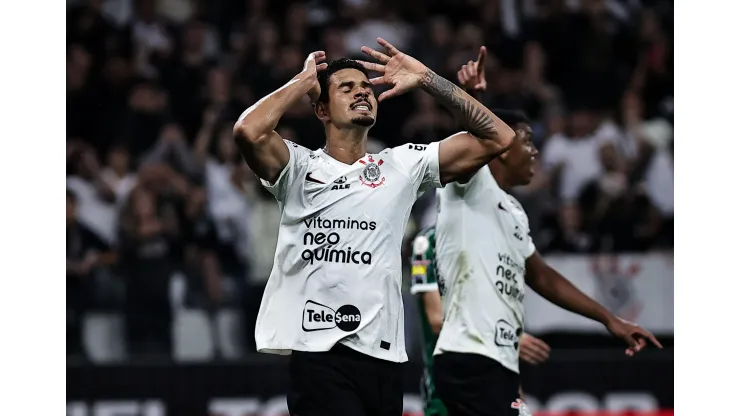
left=519, top=333, right=550, bottom=365
left=457, top=46, right=487, bottom=92
left=302, top=51, right=328, bottom=103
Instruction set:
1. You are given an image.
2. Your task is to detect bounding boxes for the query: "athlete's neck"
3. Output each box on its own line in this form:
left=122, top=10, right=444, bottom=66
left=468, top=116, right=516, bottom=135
left=489, top=162, right=513, bottom=192
left=324, top=125, right=368, bottom=164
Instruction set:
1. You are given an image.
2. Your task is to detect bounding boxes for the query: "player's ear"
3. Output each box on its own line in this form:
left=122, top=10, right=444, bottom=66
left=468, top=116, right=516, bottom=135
left=314, top=101, right=330, bottom=123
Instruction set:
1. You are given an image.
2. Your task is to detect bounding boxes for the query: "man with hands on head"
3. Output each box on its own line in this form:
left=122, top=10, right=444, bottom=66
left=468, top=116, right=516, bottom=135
left=233, top=37, right=518, bottom=416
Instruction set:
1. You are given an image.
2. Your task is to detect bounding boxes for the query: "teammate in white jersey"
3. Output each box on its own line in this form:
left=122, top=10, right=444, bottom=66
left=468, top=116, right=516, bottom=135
left=431, top=50, right=663, bottom=416
left=233, top=38, right=518, bottom=416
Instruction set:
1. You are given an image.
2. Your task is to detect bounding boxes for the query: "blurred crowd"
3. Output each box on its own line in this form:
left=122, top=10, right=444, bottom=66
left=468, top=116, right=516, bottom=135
left=66, top=0, right=673, bottom=359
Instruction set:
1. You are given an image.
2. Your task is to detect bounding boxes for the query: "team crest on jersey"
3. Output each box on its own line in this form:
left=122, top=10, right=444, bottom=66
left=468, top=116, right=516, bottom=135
left=359, top=155, right=385, bottom=188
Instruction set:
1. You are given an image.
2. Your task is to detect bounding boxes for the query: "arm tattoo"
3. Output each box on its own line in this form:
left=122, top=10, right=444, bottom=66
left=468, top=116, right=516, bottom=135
left=421, top=70, right=497, bottom=140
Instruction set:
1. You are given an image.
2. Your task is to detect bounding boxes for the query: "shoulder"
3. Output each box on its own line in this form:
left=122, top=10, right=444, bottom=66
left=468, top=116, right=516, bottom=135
left=387, top=143, right=434, bottom=158
left=285, top=140, right=315, bottom=158
left=507, top=194, right=531, bottom=227
left=441, top=165, right=488, bottom=194
left=284, top=140, right=321, bottom=171
left=507, top=194, right=526, bottom=213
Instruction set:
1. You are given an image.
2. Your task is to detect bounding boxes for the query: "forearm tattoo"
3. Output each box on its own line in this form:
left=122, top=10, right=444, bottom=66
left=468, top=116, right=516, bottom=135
left=421, top=70, right=497, bottom=140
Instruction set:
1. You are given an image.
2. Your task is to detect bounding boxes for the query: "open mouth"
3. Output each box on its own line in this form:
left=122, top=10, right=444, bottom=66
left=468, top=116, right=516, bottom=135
left=351, top=101, right=372, bottom=112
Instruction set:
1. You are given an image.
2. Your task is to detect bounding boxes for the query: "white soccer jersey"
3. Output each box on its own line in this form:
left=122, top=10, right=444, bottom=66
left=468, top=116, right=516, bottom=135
left=433, top=166, right=536, bottom=373
left=256, top=139, right=442, bottom=362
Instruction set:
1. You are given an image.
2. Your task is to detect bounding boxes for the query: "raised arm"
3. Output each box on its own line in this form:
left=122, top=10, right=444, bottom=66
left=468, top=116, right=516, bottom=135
left=358, top=40, right=515, bottom=185
left=233, top=52, right=327, bottom=183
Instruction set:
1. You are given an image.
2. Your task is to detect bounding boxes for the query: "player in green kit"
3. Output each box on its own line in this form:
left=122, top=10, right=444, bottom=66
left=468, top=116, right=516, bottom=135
left=410, top=226, right=447, bottom=416
left=410, top=225, right=552, bottom=416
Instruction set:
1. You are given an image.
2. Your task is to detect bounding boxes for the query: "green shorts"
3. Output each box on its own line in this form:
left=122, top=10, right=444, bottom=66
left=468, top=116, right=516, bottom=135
left=421, top=368, right=448, bottom=416
left=424, top=397, right=448, bottom=416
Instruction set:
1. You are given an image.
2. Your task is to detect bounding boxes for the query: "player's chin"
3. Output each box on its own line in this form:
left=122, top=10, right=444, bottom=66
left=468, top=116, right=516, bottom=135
left=351, top=116, right=375, bottom=127
left=517, top=169, right=535, bottom=186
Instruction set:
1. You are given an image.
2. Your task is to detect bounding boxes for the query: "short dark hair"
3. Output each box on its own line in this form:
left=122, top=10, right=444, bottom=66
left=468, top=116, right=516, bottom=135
left=317, top=58, right=370, bottom=103
left=492, top=109, right=530, bottom=127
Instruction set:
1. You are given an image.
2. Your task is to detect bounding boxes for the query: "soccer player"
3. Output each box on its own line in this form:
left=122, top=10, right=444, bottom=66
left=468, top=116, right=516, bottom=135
left=233, top=38, right=517, bottom=416
left=431, top=48, right=664, bottom=416
left=410, top=225, right=551, bottom=416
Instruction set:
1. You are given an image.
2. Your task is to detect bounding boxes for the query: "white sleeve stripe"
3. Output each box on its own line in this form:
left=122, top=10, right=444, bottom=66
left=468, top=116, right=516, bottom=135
left=410, top=282, right=439, bottom=294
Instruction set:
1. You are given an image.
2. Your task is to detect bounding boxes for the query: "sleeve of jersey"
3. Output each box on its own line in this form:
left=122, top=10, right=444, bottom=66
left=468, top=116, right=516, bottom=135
left=511, top=197, right=537, bottom=259
left=524, top=234, right=536, bottom=258
left=392, top=142, right=442, bottom=192
left=409, top=233, right=439, bottom=295
left=259, top=140, right=311, bottom=201
left=522, top=215, right=537, bottom=258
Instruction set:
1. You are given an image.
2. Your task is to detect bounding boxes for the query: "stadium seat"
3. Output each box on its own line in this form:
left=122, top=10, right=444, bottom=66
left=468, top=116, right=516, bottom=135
left=173, top=309, right=215, bottom=361
left=215, top=308, right=245, bottom=359
left=82, top=312, right=126, bottom=363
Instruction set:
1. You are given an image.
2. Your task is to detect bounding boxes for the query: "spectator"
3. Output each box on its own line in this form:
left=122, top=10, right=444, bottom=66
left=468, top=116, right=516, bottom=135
left=67, top=190, right=116, bottom=357
left=141, top=123, right=198, bottom=177
left=67, top=144, right=119, bottom=244
left=193, top=112, right=250, bottom=280
left=541, top=106, right=620, bottom=203
left=322, top=26, right=349, bottom=62
left=125, top=80, right=171, bottom=157
left=119, top=187, right=178, bottom=357
left=101, top=143, right=137, bottom=208
left=630, top=8, right=673, bottom=120
left=181, top=186, right=223, bottom=307
left=544, top=202, right=595, bottom=253
left=131, top=0, right=173, bottom=78
left=344, top=5, right=413, bottom=57
left=410, top=15, right=454, bottom=74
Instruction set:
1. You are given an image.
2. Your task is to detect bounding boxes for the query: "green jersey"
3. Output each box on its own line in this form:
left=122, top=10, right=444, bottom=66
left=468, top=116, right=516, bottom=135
left=410, top=226, right=447, bottom=416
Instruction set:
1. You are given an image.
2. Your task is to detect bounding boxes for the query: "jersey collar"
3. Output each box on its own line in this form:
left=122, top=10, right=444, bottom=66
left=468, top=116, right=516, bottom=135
left=316, top=148, right=368, bottom=168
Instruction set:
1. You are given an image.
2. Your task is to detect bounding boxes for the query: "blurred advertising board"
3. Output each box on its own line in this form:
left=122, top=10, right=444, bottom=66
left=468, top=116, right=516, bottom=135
left=526, top=254, right=674, bottom=335
left=67, top=350, right=672, bottom=416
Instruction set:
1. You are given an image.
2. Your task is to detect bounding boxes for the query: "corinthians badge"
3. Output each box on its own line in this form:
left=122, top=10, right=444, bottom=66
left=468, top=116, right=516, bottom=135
left=359, top=155, right=385, bottom=188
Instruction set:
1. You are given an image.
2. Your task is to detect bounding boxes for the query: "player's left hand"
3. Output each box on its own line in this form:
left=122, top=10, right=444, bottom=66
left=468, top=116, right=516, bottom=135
left=519, top=333, right=550, bottom=365
left=358, top=37, right=429, bottom=102
left=605, top=317, right=663, bottom=356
